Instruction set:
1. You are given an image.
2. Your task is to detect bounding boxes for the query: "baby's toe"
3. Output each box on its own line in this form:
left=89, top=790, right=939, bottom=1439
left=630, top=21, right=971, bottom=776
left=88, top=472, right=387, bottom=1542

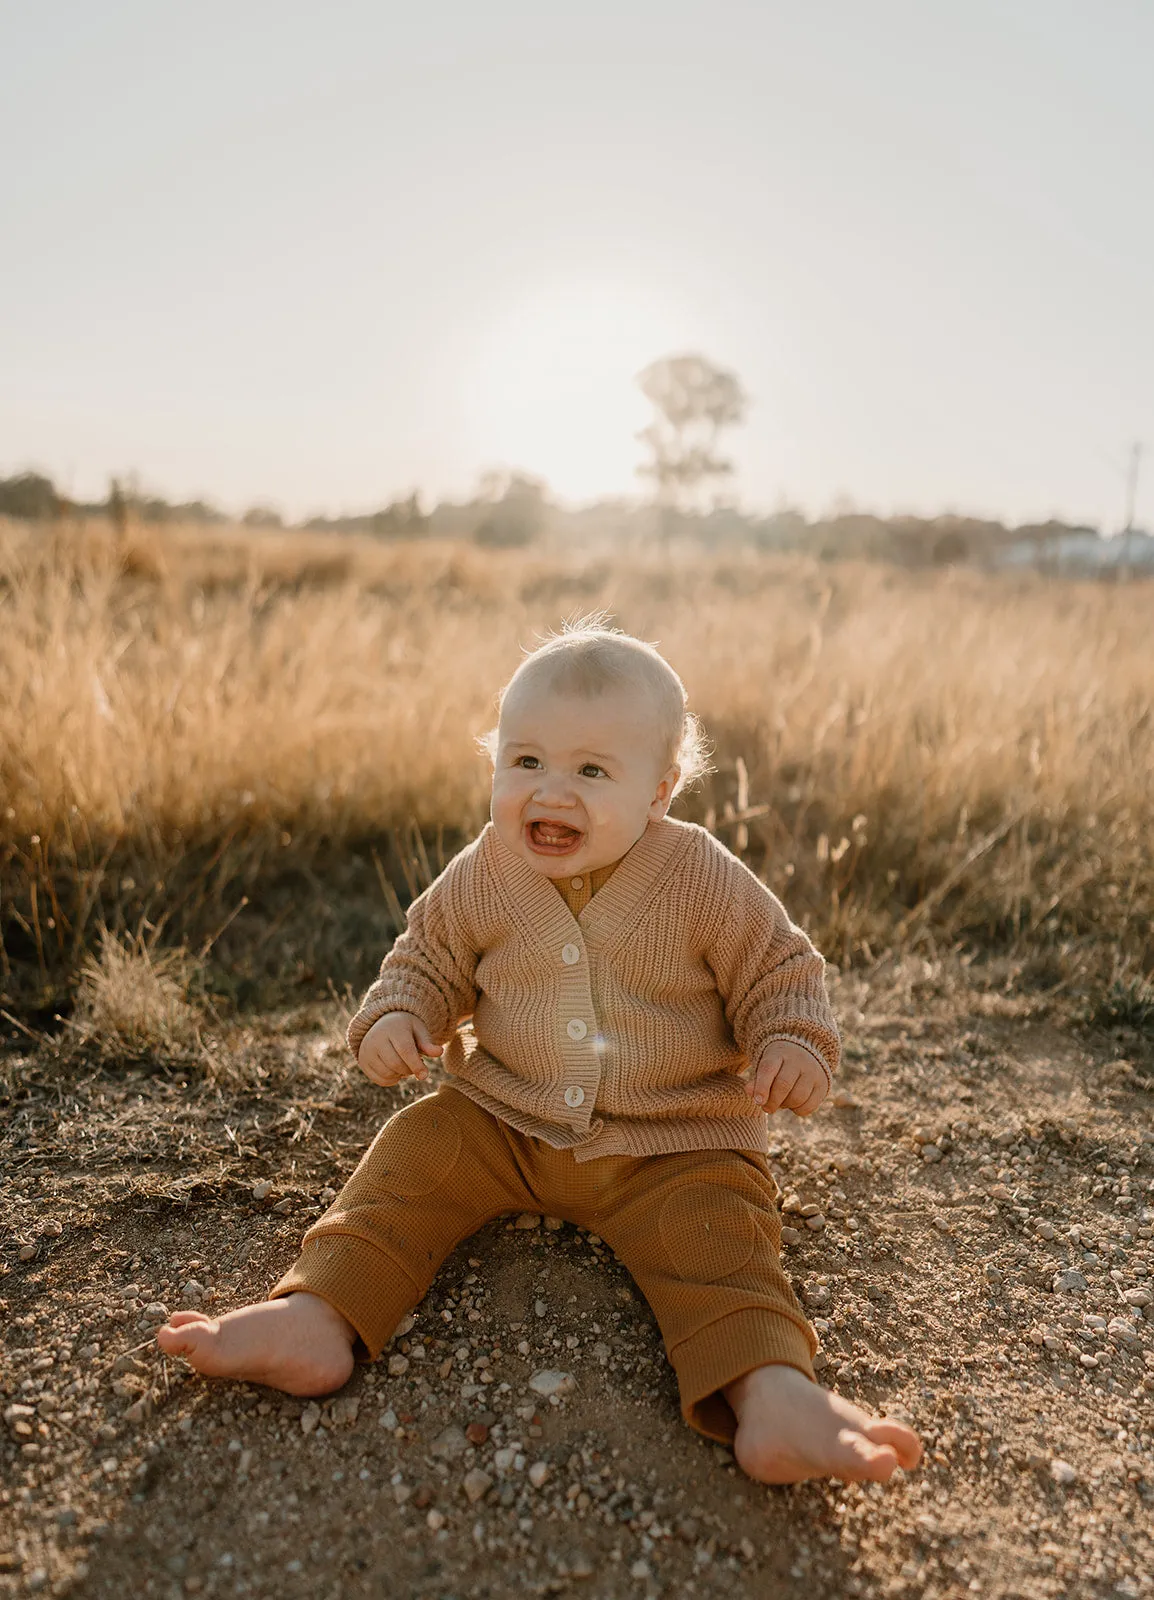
left=865, top=1418, right=922, bottom=1469
left=838, top=1431, right=900, bottom=1482
left=164, top=1311, right=212, bottom=1329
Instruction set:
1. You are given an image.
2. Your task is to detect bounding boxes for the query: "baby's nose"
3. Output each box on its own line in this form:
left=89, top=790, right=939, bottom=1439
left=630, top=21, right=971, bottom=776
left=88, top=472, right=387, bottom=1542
left=533, top=773, right=577, bottom=805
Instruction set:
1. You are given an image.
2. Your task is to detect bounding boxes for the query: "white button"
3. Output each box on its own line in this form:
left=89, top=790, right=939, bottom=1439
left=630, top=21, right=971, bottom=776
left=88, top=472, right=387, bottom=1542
left=570, top=877, right=584, bottom=889
left=561, top=943, right=581, bottom=965
left=564, top=1085, right=585, bottom=1108
left=566, top=1018, right=588, bottom=1041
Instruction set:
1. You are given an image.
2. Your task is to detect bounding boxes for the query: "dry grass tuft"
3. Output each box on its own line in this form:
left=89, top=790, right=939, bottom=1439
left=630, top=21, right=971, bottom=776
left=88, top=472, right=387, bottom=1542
left=70, top=929, right=202, bottom=1063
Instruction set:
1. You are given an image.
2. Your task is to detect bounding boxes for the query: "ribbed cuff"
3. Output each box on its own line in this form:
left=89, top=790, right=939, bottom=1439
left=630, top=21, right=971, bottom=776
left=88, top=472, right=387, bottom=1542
left=671, top=1307, right=818, bottom=1445
left=268, top=1232, right=421, bottom=1360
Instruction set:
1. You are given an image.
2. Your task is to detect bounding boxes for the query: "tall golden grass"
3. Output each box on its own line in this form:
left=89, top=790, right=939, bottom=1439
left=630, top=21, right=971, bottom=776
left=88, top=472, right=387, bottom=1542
left=1, top=516, right=1151, bottom=1019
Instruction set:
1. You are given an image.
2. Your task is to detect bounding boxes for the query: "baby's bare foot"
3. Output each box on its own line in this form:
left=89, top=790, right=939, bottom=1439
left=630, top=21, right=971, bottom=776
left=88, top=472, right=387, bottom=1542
left=156, top=1293, right=356, bottom=1396
left=724, top=1363, right=922, bottom=1485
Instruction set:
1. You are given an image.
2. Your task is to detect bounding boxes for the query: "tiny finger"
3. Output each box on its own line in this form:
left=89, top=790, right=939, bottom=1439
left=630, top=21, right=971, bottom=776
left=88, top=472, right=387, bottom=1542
left=766, top=1065, right=801, bottom=1113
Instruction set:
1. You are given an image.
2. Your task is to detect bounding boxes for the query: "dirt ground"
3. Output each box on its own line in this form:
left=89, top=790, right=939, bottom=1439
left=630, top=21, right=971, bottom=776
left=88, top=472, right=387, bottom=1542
left=2, top=960, right=1152, bottom=1600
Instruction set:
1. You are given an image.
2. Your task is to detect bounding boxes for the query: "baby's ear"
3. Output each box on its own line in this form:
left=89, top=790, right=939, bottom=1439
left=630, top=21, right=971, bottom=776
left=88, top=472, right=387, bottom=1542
left=650, top=764, right=681, bottom=817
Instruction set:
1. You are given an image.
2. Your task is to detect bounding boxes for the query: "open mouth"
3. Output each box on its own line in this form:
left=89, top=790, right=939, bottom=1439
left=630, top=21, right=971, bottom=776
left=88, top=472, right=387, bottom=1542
left=527, top=819, right=584, bottom=856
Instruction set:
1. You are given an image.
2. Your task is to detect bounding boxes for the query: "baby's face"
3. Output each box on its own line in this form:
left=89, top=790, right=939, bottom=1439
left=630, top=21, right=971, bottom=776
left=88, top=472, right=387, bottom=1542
left=490, top=678, right=679, bottom=878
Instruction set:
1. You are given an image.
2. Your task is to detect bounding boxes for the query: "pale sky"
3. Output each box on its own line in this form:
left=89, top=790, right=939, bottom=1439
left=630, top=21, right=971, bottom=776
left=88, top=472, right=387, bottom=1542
left=2, top=1, right=1151, bottom=529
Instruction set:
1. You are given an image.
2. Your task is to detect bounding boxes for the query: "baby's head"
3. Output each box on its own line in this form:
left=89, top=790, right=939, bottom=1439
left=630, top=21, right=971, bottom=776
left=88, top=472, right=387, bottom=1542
left=485, top=619, right=709, bottom=878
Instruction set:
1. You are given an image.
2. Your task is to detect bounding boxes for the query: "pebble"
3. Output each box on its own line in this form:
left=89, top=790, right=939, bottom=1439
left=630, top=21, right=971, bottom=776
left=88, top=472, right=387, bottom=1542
left=431, top=1425, right=469, bottom=1459
left=1050, top=1458, right=1077, bottom=1486
left=528, top=1370, right=575, bottom=1397
left=300, top=1403, right=321, bottom=1435
left=379, top=1409, right=398, bottom=1430
left=799, top=1202, right=822, bottom=1218
left=180, top=1280, right=205, bottom=1304
left=493, top=1447, right=517, bottom=1473
left=463, top=1468, right=492, bottom=1503
left=426, top=1509, right=446, bottom=1531
left=18, top=1245, right=37, bottom=1261
left=251, top=1182, right=272, bottom=1201
left=465, top=1422, right=489, bottom=1446
left=1053, top=1270, right=1088, bottom=1295
left=781, top=1193, right=803, bottom=1214
left=543, top=1216, right=564, bottom=1231
left=534, top=1300, right=548, bottom=1319
left=514, top=1214, right=542, bottom=1229
left=329, top=1396, right=359, bottom=1428
left=920, top=1145, right=943, bottom=1164
left=781, top=1227, right=802, bottom=1245
left=1123, top=1287, right=1152, bottom=1308
left=805, top=1214, right=826, bottom=1232
left=1107, top=1319, right=1140, bottom=1347
left=388, top=1355, right=410, bottom=1377
left=528, top=1461, right=549, bottom=1488
left=831, top=1089, right=860, bottom=1108
left=1035, top=1222, right=1056, bottom=1241
left=630, top=1560, right=652, bottom=1579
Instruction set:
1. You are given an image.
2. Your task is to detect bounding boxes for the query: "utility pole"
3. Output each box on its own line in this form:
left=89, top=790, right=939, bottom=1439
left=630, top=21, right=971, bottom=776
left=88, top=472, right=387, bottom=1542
left=1122, top=441, right=1142, bottom=582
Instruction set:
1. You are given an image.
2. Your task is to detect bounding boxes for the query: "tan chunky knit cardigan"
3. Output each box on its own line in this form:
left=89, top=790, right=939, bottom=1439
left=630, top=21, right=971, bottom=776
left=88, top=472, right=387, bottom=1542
left=347, top=816, right=839, bottom=1161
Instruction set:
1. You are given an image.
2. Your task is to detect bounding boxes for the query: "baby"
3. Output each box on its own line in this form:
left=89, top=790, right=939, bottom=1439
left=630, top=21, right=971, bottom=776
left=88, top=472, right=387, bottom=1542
left=159, top=621, right=921, bottom=1485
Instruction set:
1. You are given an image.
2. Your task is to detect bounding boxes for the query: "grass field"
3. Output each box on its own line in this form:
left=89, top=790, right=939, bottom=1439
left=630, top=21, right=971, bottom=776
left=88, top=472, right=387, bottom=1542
left=2, top=514, right=1151, bottom=1034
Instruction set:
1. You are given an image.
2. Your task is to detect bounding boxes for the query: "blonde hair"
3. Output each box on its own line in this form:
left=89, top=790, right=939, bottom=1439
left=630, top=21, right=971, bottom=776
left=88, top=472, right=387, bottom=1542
left=481, top=614, right=712, bottom=797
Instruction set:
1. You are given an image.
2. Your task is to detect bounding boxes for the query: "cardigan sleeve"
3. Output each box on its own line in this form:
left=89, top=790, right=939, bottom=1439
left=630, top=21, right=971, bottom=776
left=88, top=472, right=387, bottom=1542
left=704, top=852, right=840, bottom=1084
left=346, top=854, right=480, bottom=1059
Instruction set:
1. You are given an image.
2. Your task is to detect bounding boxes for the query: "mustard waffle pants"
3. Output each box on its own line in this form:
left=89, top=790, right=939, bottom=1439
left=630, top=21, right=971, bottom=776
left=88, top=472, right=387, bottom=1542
left=270, top=1084, right=817, bottom=1443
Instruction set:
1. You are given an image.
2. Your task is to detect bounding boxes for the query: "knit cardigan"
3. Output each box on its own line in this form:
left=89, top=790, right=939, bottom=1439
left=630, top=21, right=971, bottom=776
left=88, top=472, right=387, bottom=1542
left=347, top=816, right=840, bottom=1161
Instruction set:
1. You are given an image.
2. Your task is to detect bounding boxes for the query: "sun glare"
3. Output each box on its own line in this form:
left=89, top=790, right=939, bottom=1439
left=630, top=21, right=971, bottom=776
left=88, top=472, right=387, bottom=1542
left=466, top=281, right=690, bottom=503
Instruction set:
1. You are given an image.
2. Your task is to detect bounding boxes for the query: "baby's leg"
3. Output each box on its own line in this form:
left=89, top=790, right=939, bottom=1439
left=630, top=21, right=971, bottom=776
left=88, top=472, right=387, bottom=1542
left=158, top=1086, right=532, bottom=1394
left=592, top=1147, right=921, bottom=1486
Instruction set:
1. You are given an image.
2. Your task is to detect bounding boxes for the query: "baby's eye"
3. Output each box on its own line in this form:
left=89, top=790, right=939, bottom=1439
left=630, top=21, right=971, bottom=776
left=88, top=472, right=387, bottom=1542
left=514, top=755, right=541, bottom=770
left=579, top=763, right=606, bottom=779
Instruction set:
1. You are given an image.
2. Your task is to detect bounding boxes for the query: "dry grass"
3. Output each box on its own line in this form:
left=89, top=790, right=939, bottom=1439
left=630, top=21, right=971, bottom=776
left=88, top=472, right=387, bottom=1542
left=68, top=928, right=202, bottom=1063
left=1, top=515, right=1151, bottom=1021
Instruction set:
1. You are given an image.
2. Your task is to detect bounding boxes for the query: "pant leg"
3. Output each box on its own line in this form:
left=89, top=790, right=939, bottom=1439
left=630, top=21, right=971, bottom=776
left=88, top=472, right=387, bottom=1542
left=269, top=1084, right=536, bottom=1358
left=591, top=1147, right=817, bottom=1445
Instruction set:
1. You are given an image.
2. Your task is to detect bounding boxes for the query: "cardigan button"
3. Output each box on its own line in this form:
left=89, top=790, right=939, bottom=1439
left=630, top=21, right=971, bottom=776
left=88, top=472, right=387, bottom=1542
left=561, top=943, right=581, bottom=965
left=566, top=1018, right=588, bottom=1041
left=564, top=1085, right=585, bottom=1108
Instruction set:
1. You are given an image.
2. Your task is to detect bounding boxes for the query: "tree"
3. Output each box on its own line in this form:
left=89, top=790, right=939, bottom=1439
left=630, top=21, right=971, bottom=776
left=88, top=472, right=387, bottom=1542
left=473, top=471, right=548, bottom=549
left=0, top=471, right=59, bottom=519
left=636, top=355, right=748, bottom=521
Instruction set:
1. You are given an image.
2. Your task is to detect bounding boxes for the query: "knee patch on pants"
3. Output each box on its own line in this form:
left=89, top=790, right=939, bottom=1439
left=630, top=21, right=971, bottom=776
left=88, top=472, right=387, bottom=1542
left=658, top=1182, right=759, bottom=1282
left=365, top=1097, right=463, bottom=1199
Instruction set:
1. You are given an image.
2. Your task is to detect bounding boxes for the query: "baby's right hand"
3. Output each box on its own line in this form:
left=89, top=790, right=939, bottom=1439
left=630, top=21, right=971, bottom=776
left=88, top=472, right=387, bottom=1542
left=357, top=1012, right=442, bottom=1087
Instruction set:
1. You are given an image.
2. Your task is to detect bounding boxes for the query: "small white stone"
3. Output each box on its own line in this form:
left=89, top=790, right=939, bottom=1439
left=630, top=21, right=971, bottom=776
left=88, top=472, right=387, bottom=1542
left=426, top=1508, right=446, bottom=1531
left=534, top=1300, right=548, bottom=1318
left=251, top=1181, right=272, bottom=1200
left=1053, top=1270, right=1088, bottom=1295
left=493, top=1447, right=516, bottom=1473
left=920, top=1145, right=943, bottom=1164
left=805, top=1214, right=826, bottom=1232
left=463, top=1468, right=492, bottom=1503
left=528, top=1461, right=550, bottom=1488
left=1050, top=1458, right=1077, bottom=1486
left=515, top=1213, right=542, bottom=1229
left=300, top=1403, right=321, bottom=1435
left=379, top=1409, right=398, bottom=1430
left=528, top=1370, right=575, bottom=1397
left=1123, top=1287, right=1152, bottom=1308
left=388, top=1354, right=410, bottom=1376
left=141, top=1303, right=169, bottom=1322
left=781, top=1227, right=803, bottom=1245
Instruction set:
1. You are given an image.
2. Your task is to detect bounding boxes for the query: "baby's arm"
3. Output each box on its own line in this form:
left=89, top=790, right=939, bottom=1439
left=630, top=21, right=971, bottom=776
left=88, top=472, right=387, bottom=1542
left=347, top=858, right=479, bottom=1066
left=705, top=851, right=840, bottom=1112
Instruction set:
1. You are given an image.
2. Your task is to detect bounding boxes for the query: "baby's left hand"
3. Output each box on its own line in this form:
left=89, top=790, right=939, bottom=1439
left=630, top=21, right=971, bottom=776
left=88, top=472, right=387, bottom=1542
left=745, top=1043, right=829, bottom=1117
